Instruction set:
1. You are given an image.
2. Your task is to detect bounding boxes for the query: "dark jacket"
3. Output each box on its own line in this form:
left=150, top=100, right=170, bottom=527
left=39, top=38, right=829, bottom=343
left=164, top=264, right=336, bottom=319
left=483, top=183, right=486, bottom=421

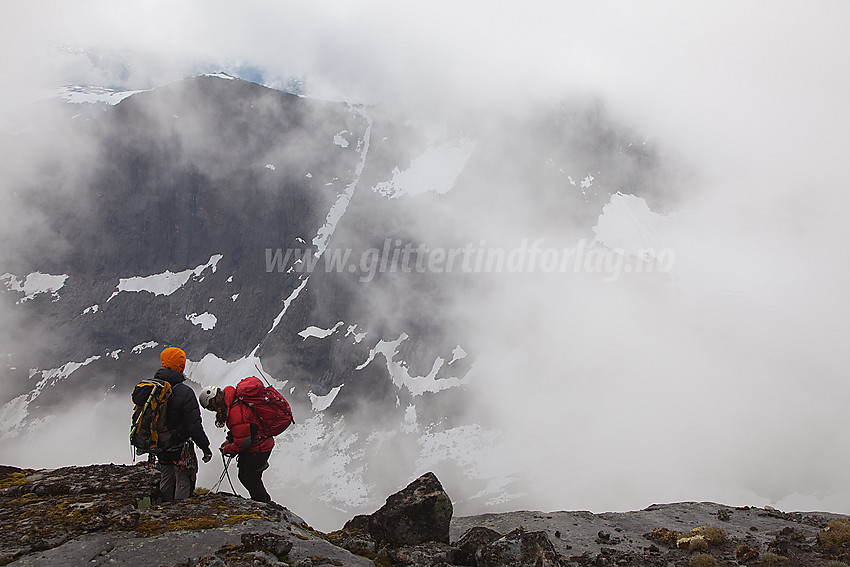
left=156, top=368, right=211, bottom=455
left=220, top=384, right=275, bottom=455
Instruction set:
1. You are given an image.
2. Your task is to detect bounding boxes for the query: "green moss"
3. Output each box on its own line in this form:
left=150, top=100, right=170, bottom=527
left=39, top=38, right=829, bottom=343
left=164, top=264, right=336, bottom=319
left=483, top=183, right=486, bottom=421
left=135, top=516, right=221, bottom=537
left=10, top=493, right=39, bottom=505
left=0, top=473, right=28, bottom=489
left=19, top=500, right=93, bottom=530
left=134, top=519, right=165, bottom=537
left=434, top=492, right=452, bottom=525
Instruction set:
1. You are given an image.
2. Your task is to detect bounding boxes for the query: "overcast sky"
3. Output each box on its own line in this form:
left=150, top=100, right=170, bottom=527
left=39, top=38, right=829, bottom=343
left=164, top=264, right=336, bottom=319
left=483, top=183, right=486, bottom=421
left=3, top=1, right=847, bottom=176
left=2, top=0, right=850, bottom=521
left=3, top=1, right=848, bottom=202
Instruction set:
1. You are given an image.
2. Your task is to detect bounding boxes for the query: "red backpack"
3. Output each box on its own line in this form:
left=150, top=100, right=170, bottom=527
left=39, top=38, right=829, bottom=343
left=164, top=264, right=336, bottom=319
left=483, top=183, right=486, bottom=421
left=233, top=376, right=294, bottom=437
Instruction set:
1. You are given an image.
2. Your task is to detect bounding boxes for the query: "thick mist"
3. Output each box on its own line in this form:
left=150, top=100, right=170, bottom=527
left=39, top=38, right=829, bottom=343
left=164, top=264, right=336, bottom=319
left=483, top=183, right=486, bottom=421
left=1, top=0, right=849, bottom=531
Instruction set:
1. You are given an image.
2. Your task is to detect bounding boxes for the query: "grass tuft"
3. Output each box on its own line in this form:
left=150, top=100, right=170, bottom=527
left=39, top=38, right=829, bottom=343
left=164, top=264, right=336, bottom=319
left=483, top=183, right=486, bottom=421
left=819, top=519, right=850, bottom=552
left=758, top=551, right=788, bottom=564
left=688, top=553, right=717, bottom=567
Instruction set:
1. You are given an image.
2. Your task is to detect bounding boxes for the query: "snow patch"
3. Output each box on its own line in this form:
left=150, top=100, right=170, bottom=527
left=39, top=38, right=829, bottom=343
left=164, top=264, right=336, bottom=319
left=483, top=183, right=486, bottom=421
left=401, top=404, right=418, bottom=434
left=268, top=414, right=371, bottom=508
left=356, top=333, right=470, bottom=396
left=2, top=272, right=69, bottom=303
left=373, top=138, right=475, bottom=199
left=55, top=85, right=148, bottom=105
left=416, top=423, right=520, bottom=506
left=309, top=385, right=342, bottom=412
left=204, top=72, right=236, bottom=80
left=264, top=277, right=310, bottom=338
left=593, top=192, right=671, bottom=258
left=82, top=304, right=99, bottom=315
left=345, top=324, right=368, bottom=344
left=299, top=321, right=344, bottom=340
left=14, top=356, right=103, bottom=427
left=332, top=130, right=350, bottom=148
left=185, top=353, right=284, bottom=391
left=0, top=394, right=32, bottom=441
left=131, top=341, right=159, bottom=354
left=312, top=107, right=372, bottom=257
left=265, top=164, right=276, bottom=171
left=449, top=345, right=468, bottom=365
left=107, top=254, right=222, bottom=302
left=186, top=312, right=217, bottom=330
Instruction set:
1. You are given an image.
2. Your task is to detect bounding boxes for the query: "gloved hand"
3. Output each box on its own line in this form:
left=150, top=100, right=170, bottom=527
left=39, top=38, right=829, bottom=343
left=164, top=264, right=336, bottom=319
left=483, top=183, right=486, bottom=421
left=202, top=450, right=213, bottom=463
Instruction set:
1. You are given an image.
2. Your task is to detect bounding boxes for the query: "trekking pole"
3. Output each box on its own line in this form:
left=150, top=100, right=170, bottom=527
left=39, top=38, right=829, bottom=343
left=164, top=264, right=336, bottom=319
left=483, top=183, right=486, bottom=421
left=254, top=364, right=272, bottom=386
left=212, top=454, right=234, bottom=493
left=223, top=458, right=237, bottom=494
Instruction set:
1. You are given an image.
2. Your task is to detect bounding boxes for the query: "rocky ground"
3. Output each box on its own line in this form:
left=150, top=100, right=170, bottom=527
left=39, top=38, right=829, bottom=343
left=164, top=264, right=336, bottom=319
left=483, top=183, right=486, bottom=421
left=1, top=463, right=849, bottom=566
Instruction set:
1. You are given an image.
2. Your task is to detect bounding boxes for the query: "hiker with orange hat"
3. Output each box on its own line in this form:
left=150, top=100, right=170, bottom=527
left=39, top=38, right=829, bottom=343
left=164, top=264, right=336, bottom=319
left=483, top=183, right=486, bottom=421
left=155, top=346, right=213, bottom=501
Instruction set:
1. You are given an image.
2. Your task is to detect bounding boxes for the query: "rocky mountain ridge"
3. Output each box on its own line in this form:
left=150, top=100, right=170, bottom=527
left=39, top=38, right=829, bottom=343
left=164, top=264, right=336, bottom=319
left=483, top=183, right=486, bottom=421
left=1, top=464, right=848, bottom=567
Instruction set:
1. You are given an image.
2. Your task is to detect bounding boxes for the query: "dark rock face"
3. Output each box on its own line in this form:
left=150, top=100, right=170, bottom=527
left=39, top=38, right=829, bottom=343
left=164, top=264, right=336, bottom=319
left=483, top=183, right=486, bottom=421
left=344, top=472, right=453, bottom=547
left=453, top=526, right=500, bottom=566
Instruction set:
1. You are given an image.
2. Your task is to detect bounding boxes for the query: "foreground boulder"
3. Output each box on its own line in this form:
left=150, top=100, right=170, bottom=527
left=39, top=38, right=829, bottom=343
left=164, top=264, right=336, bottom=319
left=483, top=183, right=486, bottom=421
left=331, top=474, right=568, bottom=566
left=475, top=527, right=564, bottom=567
left=343, top=472, right=453, bottom=547
left=453, top=526, right=500, bottom=565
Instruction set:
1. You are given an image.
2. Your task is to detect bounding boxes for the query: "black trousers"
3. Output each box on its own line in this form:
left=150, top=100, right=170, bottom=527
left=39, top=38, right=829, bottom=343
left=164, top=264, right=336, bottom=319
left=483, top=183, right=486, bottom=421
left=237, top=451, right=272, bottom=502
left=158, top=443, right=197, bottom=501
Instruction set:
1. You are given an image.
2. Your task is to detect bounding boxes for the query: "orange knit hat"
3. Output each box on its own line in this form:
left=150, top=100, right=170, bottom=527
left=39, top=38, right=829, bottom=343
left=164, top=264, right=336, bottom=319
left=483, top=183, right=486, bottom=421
left=161, top=347, right=186, bottom=372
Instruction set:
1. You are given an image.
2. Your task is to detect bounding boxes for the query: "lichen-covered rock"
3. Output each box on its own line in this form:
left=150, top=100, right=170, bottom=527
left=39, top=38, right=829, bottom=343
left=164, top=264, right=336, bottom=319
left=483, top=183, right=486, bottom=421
left=343, top=472, right=453, bottom=547
left=0, top=463, right=159, bottom=564
left=386, top=541, right=457, bottom=566
left=0, top=463, right=373, bottom=567
left=475, top=527, right=564, bottom=567
left=240, top=531, right=293, bottom=557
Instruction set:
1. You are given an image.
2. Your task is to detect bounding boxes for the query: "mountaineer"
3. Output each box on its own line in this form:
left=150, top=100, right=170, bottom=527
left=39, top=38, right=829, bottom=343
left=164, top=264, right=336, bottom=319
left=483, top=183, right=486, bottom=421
left=199, top=377, right=292, bottom=503
left=155, top=346, right=213, bottom=500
